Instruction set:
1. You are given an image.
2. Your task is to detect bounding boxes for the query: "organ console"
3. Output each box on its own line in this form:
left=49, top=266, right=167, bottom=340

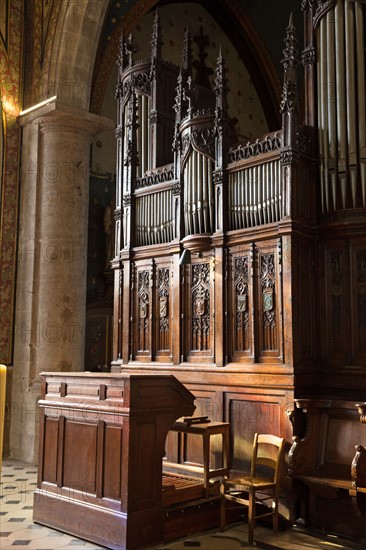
left=33, top=372, right=195, bottom=549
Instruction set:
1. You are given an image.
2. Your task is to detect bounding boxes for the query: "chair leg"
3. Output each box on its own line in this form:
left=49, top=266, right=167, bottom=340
left=219, top=486, right=226, bottom=532
left=248, top=488, right=254, bottom=544
left=273, top=497, right=279, bottom=533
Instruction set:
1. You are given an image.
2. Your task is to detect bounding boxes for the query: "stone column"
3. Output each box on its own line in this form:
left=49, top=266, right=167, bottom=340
left=10, top=100, right=113, bottom=462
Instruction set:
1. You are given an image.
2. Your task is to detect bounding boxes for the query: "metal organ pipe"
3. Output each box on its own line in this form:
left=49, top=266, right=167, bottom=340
left=317, top=0, right=365, bottom=213
left=183, top=150, right=214, bottom=236
left=326, top=10, right=337, bottom=211
left=319, top=16, right=330, bottom=212
left=356, top=1, right=366, bottom=206
left=136, top=95, right=150, bottom=177
left=334, top=0, right=348, bottom=209
left=345, top=0, right=357, bottom=207
left=136, top=190, right=173, bottom=246
left=137, top=96, right=142, bottom=178
left=228, top=159, right=282, bottom=230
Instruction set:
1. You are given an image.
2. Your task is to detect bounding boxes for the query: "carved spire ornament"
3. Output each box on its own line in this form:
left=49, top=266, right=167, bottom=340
left=182, top=26, right=193, bottom=75
left=150, top=9, right=162, bottom=62
left=280, top=13, right=299, bottom=147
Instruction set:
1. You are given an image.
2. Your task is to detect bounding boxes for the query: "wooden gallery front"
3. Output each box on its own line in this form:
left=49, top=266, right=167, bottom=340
left=33, top=1, right=366, bottom=549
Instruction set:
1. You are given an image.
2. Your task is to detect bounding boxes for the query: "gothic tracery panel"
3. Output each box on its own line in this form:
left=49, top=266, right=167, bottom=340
left=137, top=269, right=150, bottom=353
left=188, top=262, right=213, bottom=360
left=256, top=244, right=282, bottom=361
left=157, top=267, right=170, bottom=352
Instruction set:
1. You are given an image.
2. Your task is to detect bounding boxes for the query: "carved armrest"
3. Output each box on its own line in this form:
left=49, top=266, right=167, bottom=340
left=356, top=402, right=366, bottom=424
left=351, top=445, right=366, bottom=490
left=288, top=399, right=331, bottom=477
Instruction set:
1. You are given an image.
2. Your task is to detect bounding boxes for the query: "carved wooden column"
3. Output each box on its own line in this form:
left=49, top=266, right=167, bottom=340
left=301, top=1, right=317, bottom=127
left=11, top=100, right=112, bottom=462
left=149, top=9, right=163, bottom=169
left=212, top=50, right=229, bottom=367
left=279, top=15, right=301, bottom=369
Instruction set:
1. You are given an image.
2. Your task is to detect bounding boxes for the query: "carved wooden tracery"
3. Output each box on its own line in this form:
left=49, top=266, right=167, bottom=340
left=138, top=270, right=149, bottom=351
left=158, top=267, right=169, bottom=350
left=191, top=263, right=211, bottom=352
left=234, top=256, right=250, bottom=353
left=260, top=253, right=277, bottom=351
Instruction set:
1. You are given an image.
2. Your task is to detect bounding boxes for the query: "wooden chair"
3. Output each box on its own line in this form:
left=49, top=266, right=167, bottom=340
left=220, top=433, right=285, bottom=544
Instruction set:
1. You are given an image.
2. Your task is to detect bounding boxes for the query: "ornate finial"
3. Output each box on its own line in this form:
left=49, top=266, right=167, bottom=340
left=151, top=8, right=162, bottom=61
left=214, top=47, right=228, bottom=98
left=182, top=26, right=193, bottom=74
left=281, top=13, right=299, bottom=75
left=117, top=32, right=125, bottom=69
left=173, top=70, right=183, bottom=114
left=124, top=34, right=137, bottom=67
left=280, top=13, right=299, bottom=115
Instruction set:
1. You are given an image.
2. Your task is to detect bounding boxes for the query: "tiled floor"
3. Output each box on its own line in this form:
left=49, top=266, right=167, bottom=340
left=1, top=460, right=363, bottom=550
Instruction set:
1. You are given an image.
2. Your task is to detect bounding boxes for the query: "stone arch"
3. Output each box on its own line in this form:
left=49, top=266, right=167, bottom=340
left=42, top=0, right=110, bottom=111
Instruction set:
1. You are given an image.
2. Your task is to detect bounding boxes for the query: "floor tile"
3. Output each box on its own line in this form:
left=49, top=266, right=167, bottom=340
left=1, top=459, right=363, bottom=550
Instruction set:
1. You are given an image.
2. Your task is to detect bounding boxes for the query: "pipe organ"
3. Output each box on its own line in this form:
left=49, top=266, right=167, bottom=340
left=110, top=3, right=366, bottom=543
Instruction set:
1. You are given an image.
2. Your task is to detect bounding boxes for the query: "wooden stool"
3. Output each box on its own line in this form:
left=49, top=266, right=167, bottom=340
left=169, top=417, right=230, bottom=497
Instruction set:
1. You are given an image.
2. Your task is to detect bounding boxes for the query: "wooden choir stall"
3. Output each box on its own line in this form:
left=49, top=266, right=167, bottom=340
left=33, top=372, right=196, bottom=549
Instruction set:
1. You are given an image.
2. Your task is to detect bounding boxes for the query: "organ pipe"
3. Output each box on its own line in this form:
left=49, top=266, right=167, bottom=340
left=228, top=159, right=282, bottom=230
left=319, top=17, right=330, bottom=212
left=345, top=0, right=357, bottom=207
left=317, top=0, right=365, bottom=213
left=326, top=10, right=337, bottom=211
left=183, top=150, right=214, bottom=236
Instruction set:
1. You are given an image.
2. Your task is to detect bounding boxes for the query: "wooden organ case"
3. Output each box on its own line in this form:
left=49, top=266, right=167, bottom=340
left=111, top=3, right=366, bottom=544
left=112, top=8, right=305, bottom=520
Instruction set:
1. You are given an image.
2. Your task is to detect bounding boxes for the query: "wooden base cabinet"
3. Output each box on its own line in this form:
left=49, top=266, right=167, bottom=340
left=33, top=372, right=195, bottom=550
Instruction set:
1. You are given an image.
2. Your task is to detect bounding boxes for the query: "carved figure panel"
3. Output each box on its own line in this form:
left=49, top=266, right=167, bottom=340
left=191, top=263, right=211, bottom=353
left=234, top=256, right=250, bottom=354
left=257, top=247, right=281, bottom=358
left=260, top=253, right=277, bottom=350
left=138, top=270, right=150, bottom=351
left=157, top=267, right=170, bottom=351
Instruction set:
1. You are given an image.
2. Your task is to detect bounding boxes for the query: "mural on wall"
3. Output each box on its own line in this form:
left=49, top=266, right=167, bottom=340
left=42, top=0, right=53, bottom=52
left=0, top=0, right=8, bottom=48
left=0, top=0, right=22, bottom=365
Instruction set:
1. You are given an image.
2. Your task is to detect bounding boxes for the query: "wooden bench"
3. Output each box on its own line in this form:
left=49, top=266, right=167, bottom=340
left=288, top=399, right=366, bottom=541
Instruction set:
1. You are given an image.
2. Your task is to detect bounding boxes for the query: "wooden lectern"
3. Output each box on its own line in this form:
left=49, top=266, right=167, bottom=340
left=33, top=372, right=195, bottom=550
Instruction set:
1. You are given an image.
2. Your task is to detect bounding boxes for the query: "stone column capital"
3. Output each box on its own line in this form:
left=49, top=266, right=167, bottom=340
left=20, top=98, right=113, bottom=139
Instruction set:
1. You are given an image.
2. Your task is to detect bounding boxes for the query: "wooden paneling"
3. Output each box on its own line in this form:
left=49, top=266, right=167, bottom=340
left=224, top=391, right=287, bottom=472
left=350, top=239, right=366, bottom=364
left=185, top=259, right=215, bottom=363
left=255, top=240, right=282, bottom=362
left=63, top=421, right=98, bottom=493
left=103, top=424, right=122, bottom=500
left=42, top=417, right=58, bottom=484
left=228, top=246, right=253, bottom=362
